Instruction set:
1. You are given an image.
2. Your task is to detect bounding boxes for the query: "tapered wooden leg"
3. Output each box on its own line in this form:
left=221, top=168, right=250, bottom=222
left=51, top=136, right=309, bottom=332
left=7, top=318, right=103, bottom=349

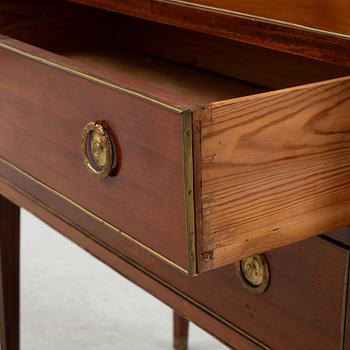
left=173, top=311, right=189, bottom=350
left=0, top=196, right=20, bottom=350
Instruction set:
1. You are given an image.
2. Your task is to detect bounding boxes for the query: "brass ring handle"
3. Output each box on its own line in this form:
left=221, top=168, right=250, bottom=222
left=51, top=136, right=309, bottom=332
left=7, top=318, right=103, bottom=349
left=234, top=254, right=270, bottom=294
left=81, top=121, right=116, bottom=179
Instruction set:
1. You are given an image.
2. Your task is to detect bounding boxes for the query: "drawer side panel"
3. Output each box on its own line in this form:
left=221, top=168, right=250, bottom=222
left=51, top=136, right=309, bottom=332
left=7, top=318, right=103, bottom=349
left=199, top=77, right=350, bottom=271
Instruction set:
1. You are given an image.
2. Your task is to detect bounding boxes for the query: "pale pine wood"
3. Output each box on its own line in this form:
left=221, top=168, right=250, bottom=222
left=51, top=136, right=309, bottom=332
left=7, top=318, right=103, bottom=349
left=197, top=77, right=350, bottom=271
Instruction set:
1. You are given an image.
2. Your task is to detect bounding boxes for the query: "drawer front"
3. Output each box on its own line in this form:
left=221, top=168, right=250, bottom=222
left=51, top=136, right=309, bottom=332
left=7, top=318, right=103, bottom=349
left=0, top=37, right=194, bottom=272
left=177, top=237, right=349, bottom=349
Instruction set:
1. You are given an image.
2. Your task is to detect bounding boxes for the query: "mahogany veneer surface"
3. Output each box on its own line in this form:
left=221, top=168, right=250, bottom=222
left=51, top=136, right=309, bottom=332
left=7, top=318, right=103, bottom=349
left=197, top=77, right=350, bottom=271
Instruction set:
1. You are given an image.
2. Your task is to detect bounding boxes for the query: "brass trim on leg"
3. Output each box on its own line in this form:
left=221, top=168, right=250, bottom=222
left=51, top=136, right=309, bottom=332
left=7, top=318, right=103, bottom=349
left=173, top=336, right=188, bottom=350
left=182, top=110, right=197, bottom=277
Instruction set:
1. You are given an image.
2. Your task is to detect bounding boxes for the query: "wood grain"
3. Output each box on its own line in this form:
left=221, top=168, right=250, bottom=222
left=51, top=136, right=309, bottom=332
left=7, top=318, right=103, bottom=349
left=0, top=196, right=20, bottom=350
left=198, top=77, right=350, bottom=271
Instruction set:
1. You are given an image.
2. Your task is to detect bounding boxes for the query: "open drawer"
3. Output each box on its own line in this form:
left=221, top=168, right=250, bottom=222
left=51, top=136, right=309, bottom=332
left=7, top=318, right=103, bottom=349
left=1, top=1, right=350, bottom=275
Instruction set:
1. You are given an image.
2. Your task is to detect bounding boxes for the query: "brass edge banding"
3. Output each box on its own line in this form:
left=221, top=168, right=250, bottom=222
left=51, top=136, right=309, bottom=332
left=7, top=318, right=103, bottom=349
left=0, top=41, right=183, bottom=114
left=340, top=250, right=350, bottom=350
left=166, top=0, right=350, bottom=40
left=0, top=177, right=270, bottom=350
left=182, top=110, right=197, bottom=277
left=0, top=156, right=188, bottom=274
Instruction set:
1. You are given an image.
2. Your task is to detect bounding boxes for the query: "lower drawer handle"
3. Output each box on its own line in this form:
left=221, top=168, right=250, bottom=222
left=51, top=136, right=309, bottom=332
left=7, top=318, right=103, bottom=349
left=81, top=121, right=116, bottom=179
left=234, top=254, right=270, bottom=294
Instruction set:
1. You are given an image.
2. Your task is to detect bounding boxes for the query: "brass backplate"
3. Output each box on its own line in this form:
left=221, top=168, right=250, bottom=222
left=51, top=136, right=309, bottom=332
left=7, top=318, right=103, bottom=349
left=234, top=254, right=270, bottom=294
left=81, top=121, right=115, bottom=179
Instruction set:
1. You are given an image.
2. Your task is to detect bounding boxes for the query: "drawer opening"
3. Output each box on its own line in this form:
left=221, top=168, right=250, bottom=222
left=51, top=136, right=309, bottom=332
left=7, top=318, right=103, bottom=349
left=1, top=0, right=349, bottom=105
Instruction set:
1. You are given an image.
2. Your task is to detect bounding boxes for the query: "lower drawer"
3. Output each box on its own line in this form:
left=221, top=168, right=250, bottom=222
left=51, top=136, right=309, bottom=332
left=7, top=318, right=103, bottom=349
left=174, top=236, right=349, bottom=350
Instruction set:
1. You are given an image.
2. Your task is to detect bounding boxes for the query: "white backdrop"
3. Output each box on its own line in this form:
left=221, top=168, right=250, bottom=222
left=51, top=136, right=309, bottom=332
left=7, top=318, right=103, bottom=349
left=20, top=209, right=225, bottom=350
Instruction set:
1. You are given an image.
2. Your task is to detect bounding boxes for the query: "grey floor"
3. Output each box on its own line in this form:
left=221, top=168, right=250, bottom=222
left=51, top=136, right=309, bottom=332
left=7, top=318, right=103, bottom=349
left=21, top=209, right=226, bottom=350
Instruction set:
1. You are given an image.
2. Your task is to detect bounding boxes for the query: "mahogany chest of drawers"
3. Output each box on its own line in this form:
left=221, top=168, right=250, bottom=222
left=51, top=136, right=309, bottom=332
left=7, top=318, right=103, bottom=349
left=0, top=1, right=350, bottom=349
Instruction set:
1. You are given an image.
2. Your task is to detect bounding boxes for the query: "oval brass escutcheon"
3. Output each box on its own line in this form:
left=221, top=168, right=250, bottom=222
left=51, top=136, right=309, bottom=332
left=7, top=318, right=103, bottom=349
left=234, top=254, right=270, bottom=294
left=81, top=121, right=116, bottom=179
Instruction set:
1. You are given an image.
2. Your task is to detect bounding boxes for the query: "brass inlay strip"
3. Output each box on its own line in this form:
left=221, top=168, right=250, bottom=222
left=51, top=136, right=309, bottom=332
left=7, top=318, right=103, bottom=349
left=182, top=110, right=197, bottom=276
left=0, top=156, right=188, bottom=274
left=340, top=250, right=350, bottom=350
left=166, top=0, right=350, bottom=39
left=0, top=177, right=270, bottom=350
left=0, top=41, right=184, bottom=114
